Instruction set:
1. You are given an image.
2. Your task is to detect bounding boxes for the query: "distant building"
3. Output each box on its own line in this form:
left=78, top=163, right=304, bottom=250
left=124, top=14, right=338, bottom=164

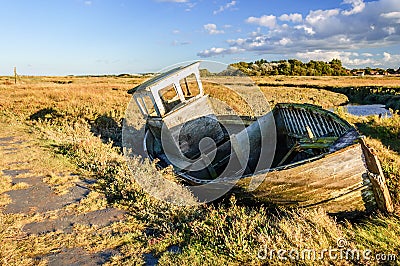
left=355, top=71, right=365, bottom=76
left=369, top=70, right=378, bottom=75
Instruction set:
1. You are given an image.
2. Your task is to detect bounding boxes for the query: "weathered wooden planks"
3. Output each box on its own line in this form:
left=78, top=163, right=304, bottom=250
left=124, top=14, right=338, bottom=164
left=236, top=143, right=377, bottom=213
left=135, top=61, right=393, bottom=215
left=360, top=139, right=394, bottom=213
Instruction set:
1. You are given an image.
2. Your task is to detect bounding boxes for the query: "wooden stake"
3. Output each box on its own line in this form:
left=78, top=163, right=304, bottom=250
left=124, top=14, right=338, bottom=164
left=14, top=67, right=17, bottom=84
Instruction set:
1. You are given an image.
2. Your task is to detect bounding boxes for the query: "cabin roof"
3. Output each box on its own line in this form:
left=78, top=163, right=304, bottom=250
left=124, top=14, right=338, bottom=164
left=127, top=61, right=200, bottom=94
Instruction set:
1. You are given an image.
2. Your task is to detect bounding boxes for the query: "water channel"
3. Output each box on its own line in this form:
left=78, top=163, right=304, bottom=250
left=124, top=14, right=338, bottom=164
left=343, top=104, right=392, bottom=117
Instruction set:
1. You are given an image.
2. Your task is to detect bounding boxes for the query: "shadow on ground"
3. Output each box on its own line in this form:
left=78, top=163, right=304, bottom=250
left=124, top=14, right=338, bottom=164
left=90, top=114, right=122, bottom=148
left=29, top=107, right=63, bottom=121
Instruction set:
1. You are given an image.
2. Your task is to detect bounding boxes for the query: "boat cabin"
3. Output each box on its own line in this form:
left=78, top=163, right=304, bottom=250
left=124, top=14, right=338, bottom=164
left=129, top=62, right=204, bottom=118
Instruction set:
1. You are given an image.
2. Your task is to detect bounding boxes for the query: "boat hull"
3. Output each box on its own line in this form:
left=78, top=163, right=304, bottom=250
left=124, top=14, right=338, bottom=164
left=143, top=103, right=393, bottom=214
left=233, top=143, right=376, bottom=214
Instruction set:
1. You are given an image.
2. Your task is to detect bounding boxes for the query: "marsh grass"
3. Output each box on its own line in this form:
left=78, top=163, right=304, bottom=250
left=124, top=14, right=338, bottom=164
left=253, top=75, right=400, bottom=88
left=0, top=75, right=400, bottom=265
left=43, top=172, right=80, bottom=195
left=260, top=86, right=349, bottom=108
left=335, top=109, right=400, bottom=206
left=254, top=75, right=400, bottom=112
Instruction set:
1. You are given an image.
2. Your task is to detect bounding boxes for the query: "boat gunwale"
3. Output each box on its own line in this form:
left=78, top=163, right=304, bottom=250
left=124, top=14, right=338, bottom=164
left=173, top=141, right=362, bottom=185
left=144, top=103, right=360, bottom=185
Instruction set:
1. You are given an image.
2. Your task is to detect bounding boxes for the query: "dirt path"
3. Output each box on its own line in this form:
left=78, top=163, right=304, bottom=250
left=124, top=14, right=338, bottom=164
left=0, top=126, right=126, bottom=265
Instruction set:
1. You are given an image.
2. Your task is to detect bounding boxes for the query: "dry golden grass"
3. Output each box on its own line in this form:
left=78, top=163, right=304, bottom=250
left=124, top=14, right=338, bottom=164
left=260, top=86, right=348, bottom=108
left=252, top=75, right=400, bottom=87
left=203, top=76, right=348, bottom=114
left=0, top=75, right=400, bottom=265
left=0, top=76, right=138, bottom=123
left=0, top=123, right=76, bottom=181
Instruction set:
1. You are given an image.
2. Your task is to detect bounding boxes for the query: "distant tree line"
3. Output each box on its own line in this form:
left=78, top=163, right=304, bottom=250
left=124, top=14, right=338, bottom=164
left=229, top=59, right=400, bottom=76
left=351, top=67, right=400, bottom=76
left=230, top=59, right=350, bottom=76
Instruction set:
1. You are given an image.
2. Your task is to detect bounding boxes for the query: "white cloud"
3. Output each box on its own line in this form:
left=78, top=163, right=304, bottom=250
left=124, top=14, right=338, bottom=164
left=84, top=1, right=92, bottom=5
left=382, top=53, right=400, bottom=66
left=344, top=57, right=376, bottom=66
left=306, top=9, right=340, bottom=25
left=381, top=11, right=400, bottom=23
left=227, top=38, right=246, bottom=45
left=383, top=52, right=391, bottom=61
left=295, top=50, right=400, bottom=68
left=248, top=36, right=267, bottom=48
left=294, top=25, right=315, bottom=35
left=213, top=1, right=237, bottom=15
left=296, top=50, right=377, bottom=67
left=197, top=47, right=244, bottom=57
left=249, top=27, right=262, bottom=37
left=381, top=11, right=400, bottom=19
left=198, top=0, right=400, bottom=67
left=203, top=24, right=224, bottom=35
left=341, top=0, right=365, bottom=16
left=383, top=26, right=396, bottom=34
left=246, top=15, right=277, bottom=28
left=278, top=38, right=292, bottom=46
left=279, top=13, right=303, bottom=23
left=296, top=50, right=353, bottom=62
left=172, top=29, right=180, bottom=34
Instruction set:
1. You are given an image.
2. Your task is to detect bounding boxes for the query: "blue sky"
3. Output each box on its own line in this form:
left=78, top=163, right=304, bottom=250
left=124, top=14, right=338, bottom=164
left=1, top=0, right=400, bottom=75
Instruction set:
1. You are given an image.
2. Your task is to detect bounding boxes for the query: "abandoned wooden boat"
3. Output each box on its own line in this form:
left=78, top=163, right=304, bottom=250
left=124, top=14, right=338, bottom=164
left=128, top=62, right=393, bottom=214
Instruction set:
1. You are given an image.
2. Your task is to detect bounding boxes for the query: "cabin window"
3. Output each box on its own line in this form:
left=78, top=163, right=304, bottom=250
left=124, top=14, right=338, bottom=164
left=135, top=95, right=157, bottom=117
left=158, top=84, right=181, bottom=112
left=179, top=73, right=200, bottom=100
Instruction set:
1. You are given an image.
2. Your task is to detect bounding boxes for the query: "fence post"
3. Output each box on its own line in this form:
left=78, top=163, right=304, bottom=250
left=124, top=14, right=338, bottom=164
left=14, top=67, right=17, bottom=84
